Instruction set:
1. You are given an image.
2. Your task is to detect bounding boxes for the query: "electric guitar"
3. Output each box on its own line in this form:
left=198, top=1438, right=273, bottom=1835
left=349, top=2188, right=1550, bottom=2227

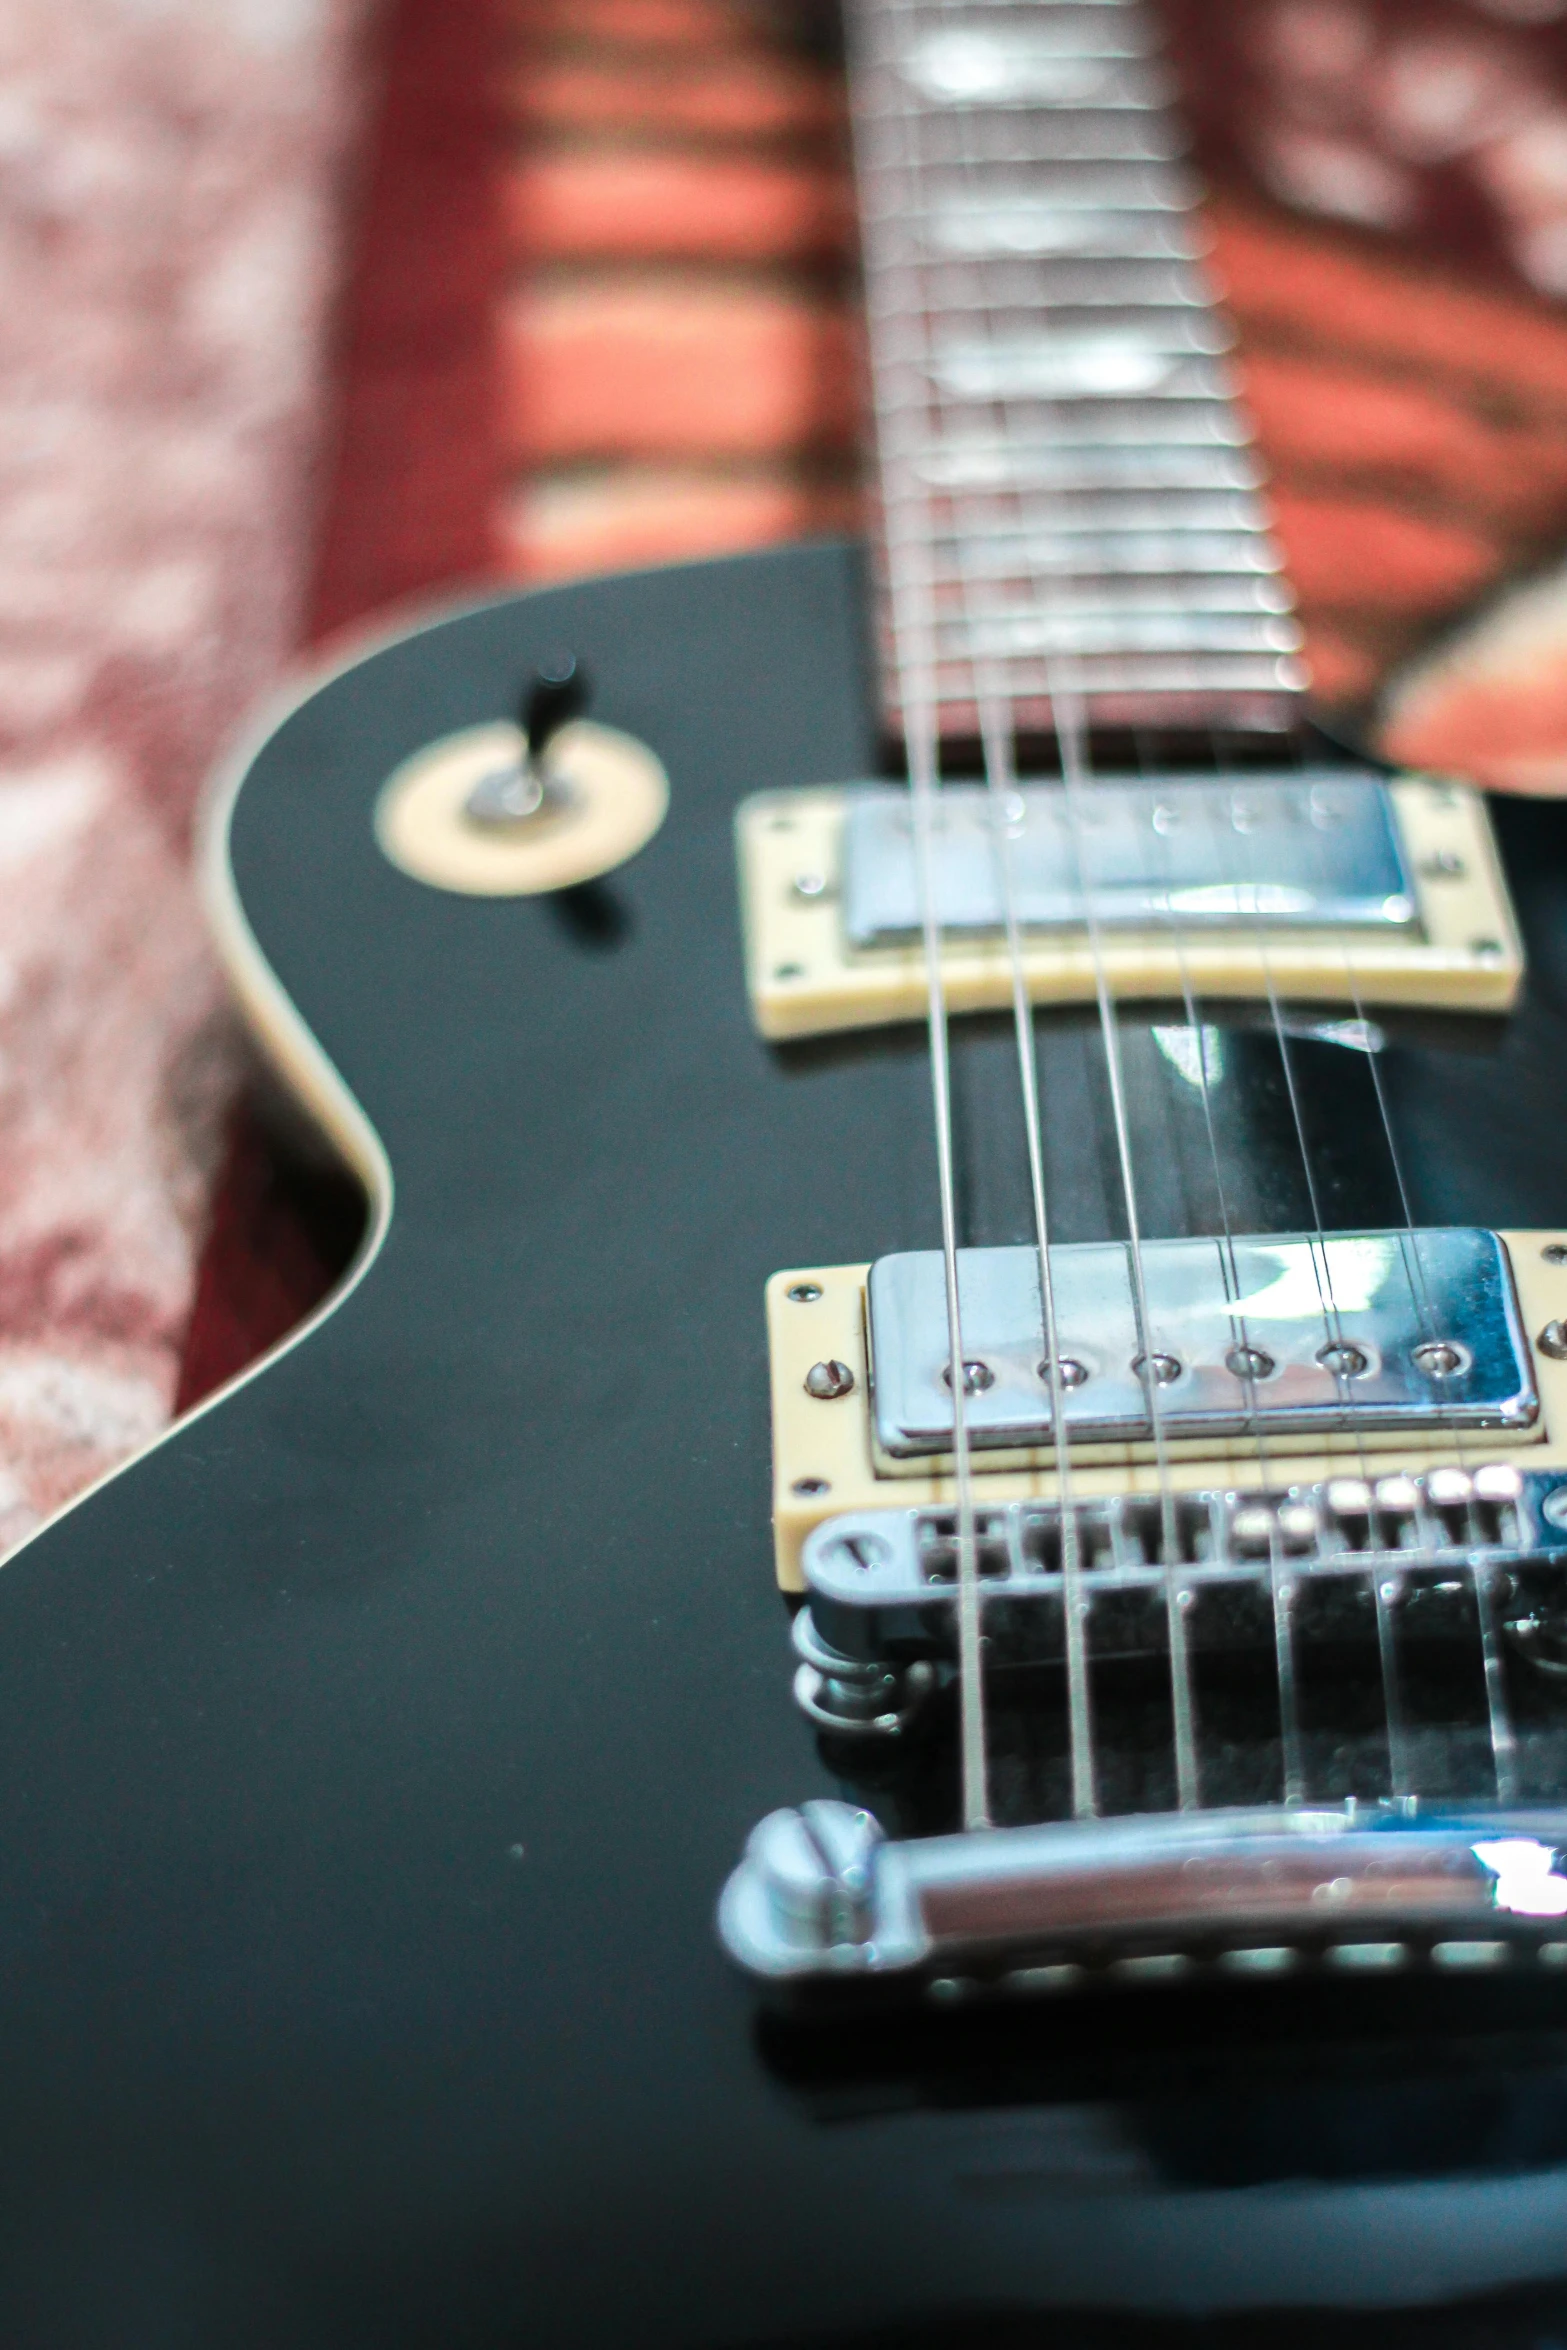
left=6, top=1, right=1567, bottom=2338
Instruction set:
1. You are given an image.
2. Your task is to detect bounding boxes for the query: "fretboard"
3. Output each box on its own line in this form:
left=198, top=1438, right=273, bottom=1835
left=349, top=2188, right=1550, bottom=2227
left=847, top=0, right=1308, bottom=739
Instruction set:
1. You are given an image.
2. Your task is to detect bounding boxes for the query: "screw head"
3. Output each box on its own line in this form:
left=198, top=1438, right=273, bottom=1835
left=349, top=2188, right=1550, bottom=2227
left=791, top=871, right=828, bottom=900
left=1133, top=1352, right=1182, bottom=1385
left=773, top=962, right=804, bottom=981
left=1471, top=938, right=1505, bottom=960
left=941, top=1359, right=995, bottom=1394
left=1543, top=1487, right=1567, bottom=1532
left=823, top=1531, right=892, bottom=1574
left=746, top=1801, right=884, bottom=1950
left=1317, top=1341, right=1369, bottom=1378
left=1546, top=1245, right=1567, bottom=1266
left=805, top=1358, right=856, bottom=1400
left=792, top=1476, right=830, bottom=1497
left=1413, top=1339, right=1468, bottom=1378
left=787, top=1281, right=822, bottom=1303
left=1226, top=1344, right=1276, bottom=1381
left=1421, top=850, right=1466, bottom=878
left=1037, top=1356, right=1089, bottom=1388
left=1540, top=1321, right=1567, bottom=1362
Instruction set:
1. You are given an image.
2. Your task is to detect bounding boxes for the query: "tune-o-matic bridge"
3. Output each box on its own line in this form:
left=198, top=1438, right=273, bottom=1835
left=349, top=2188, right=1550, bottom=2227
left=736, top=773, right=1523, bottom=1039
left=724, top=1458, right=1567, bottom=1988
left=729, top=1239, right=1567, bottom=1993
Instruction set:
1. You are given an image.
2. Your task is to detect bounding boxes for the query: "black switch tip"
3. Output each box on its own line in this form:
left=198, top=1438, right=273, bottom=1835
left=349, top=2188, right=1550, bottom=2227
left=521, top=649, right=590, bottom=760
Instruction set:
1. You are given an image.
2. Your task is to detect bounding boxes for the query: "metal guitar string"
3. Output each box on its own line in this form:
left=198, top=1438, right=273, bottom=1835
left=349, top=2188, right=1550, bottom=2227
left=1128, top=729, right=1304, bottom=1796
left=926, top=0, right=1437, bottom=1812
left=933, top=5, right=1200, bottom=1809
left=1275, top=743, right=1519, bottom=1796
left=972, top=667, right=1097, bottom=1816
left=867, top=0, right=1509, bottom=1823
left=855, top=0, right=992, bottom=1831
left=1201, top=727, right=1450, bottom=1800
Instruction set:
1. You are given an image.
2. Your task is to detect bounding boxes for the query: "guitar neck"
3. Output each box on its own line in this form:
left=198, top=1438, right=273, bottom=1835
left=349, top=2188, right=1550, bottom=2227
left=846, top=0, right=1309, bottom=741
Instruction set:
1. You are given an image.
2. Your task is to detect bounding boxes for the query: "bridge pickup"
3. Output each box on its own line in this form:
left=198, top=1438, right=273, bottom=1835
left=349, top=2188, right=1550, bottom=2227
left=868, top=1228, right=1537, bottom=1459
left=736, top=773, right=1523, bottom=1038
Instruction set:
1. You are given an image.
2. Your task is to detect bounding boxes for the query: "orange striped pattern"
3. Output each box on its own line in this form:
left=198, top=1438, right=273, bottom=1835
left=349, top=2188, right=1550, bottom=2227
left=499, top=0, right=861, bottom=584
left=498, top=0, right=1567, bottom=758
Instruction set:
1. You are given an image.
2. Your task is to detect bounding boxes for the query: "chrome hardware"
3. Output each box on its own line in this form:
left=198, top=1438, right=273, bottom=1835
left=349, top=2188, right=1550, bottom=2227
left=723, top=1800, right=884, bottom=1967
left=799, top=1468, right=1541, bottom=1669
left=465, top=651, right=586, bottom=831
left=1540, top=1321, right=1567, bottom=1361
left=866, top=1229, right=1535, bottom=1458
left=791, top=871, right=829, bottom=901
left=804, top=1360, right=856, bottom=1401
left=719, top=1805, right=1567, bottom=1983
left=465, top=759, right=567, bottom=830
left=841, top=776, right=1416, bottom=948
left=901, top=21, right=1156, bottom=110
left=791, top=1608, right=933, bottom=1738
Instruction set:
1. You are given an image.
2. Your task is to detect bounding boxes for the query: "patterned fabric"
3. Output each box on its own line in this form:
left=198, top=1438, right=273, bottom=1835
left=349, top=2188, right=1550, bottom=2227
left=0, top=0, right=363, bottom=1546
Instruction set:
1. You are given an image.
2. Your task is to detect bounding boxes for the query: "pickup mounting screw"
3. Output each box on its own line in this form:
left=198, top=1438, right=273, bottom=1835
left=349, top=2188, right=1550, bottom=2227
left=792, top=871, right=828, bottom=900
left=1545, top=1246, right=1567, bottom=1266
left=805, top=1359, right=855, bottom=1400
left=1421, top=851, right=1466, bottom=878
left=792, top=1475, right=830, bottom=1496
left=787, top=1282, right=822, bottom=1303
left=1540, top=1322, right=1567, bottom=1361
left=1471, top=938, right=1504, bottom=960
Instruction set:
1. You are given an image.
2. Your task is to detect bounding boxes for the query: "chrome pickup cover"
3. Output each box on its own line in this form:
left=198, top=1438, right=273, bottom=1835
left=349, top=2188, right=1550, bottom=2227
left=867, top=1227, right=1536, bottom=1457
left=842, top=772, right=1415, bottom=949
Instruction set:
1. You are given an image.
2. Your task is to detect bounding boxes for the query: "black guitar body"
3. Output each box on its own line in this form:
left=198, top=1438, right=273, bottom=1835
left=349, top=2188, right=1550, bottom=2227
left=7, top=544, right=1567, bottom=2345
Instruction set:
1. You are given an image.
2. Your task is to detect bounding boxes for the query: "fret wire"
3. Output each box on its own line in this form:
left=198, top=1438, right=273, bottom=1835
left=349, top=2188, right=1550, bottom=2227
left=858, top=0, right=1301, bottom=737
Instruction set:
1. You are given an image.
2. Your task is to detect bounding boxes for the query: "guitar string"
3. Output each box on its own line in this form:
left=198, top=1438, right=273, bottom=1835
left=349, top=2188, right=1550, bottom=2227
left=933, top=5, right=1213, bottom=1811
left=1127, top=729, right=1302, bottom=1800
left=971, top=668, right=1097, bottom=1817
left=882, top=0, right=1201, bottom=1824
left=930, top=0, right=1202, bottom=1814
left=1276, top=730, right=1502, bottom=1794
left=873, top=0, right=1488, bottom=1824
left=855, top=0, right=991, bottom=1830
left=878, top=0, right=1512, bottom=1823
left=932, top=0, right=1422, bottom=1811
left=1203, top=725, right=1431, bottom=1800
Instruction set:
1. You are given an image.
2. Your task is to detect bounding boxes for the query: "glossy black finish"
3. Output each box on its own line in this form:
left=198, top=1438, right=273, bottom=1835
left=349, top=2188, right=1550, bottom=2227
left=1, top=546, right=1567, bottom=2342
